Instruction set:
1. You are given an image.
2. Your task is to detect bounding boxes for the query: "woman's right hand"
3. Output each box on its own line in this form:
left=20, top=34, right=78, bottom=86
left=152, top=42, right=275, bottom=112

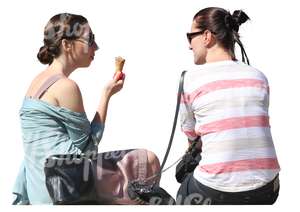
left=103, top=72, right=125, bottom=98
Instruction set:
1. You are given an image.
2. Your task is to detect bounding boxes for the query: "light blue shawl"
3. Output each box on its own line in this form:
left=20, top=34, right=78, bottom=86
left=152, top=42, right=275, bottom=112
left=13, top=97, right=104, bottom=204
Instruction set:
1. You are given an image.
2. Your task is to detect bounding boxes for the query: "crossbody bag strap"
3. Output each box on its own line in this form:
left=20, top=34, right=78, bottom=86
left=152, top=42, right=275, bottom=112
left=159, top=70, right=187, bottom=172
left=129, top=71, right=186, bottom=185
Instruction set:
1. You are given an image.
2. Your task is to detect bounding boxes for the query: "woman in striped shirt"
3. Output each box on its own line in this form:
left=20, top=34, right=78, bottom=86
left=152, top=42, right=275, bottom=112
left=176, top=7, right=280, bottom=205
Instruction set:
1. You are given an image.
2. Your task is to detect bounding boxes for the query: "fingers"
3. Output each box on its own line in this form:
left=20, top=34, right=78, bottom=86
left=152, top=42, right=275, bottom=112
left=116, top=81, right=124, bottom=87
left=113, top=72, right=121, bottom=82
left=113, top=72, right=125, bottom=82
left=105, top=72, right=125, bottom=97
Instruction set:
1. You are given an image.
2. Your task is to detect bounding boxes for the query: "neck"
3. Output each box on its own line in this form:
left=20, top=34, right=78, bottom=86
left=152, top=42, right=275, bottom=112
left=205, top=46, right=233, bottom=63
left=47, top=57, right=77, bottom=77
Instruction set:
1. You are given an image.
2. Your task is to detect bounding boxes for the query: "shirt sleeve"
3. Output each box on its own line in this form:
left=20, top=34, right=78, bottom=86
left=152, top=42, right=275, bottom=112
left=180, top=93, right=198, bottom=141
left=90, top=121, right=105, bottom=145
left=58, top=110, right=104, bottom=153
left=82, top=121, right=104, bottom=153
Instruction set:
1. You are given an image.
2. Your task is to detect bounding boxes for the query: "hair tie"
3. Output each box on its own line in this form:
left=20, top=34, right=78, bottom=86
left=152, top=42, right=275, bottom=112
left=224, top=13, right=239, bottom=32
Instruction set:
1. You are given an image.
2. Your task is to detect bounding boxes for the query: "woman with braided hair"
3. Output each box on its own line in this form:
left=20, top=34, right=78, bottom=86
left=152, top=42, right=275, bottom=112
left=177, top=7, right=280, bottom=204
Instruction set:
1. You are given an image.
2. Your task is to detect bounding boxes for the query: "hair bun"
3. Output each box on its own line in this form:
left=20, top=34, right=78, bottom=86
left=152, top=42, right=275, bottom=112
left=224, top=13, right=239, bottom=32
left=232, top=10, right=250, bottom=28
left=37, top=45, right=54, bottom=65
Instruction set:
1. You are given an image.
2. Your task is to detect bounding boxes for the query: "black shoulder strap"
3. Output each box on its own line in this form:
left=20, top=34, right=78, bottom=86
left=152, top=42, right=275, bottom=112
left=160, top=70, right=187, bottom=171
left=134, top=71, right=187, bottom=183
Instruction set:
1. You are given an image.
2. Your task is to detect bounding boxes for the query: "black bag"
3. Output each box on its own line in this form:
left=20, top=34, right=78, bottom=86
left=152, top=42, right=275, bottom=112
left=127, top=180, right=175, bottom=205
left=44, top=149, right=175, bottom=205
left=44, top=152, right=101, bottom=204
left=175, top=141, right=202, bottom=183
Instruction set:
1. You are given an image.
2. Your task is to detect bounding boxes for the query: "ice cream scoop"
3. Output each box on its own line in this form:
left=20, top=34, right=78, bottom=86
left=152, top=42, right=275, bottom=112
left=114, top=56, right=125, bottom=80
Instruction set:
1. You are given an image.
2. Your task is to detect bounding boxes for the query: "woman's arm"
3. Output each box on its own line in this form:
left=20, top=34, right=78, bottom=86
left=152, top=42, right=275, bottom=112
left=91, top=91, right=110, bottom=124
left=92, top=57, right=126, bottom=125
left=55, top=78, right=86, bottom=113
left=92, top=72, right=124, bottom=125
left=55, top=72, right=124, bottom=125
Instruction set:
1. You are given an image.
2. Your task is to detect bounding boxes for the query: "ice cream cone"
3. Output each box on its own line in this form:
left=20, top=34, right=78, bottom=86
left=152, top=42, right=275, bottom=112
left=115, top=56, right=125, bottom=73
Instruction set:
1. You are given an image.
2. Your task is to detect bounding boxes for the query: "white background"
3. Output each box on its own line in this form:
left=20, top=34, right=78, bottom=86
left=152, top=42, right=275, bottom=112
left=0, top=0, right=299, bottom=210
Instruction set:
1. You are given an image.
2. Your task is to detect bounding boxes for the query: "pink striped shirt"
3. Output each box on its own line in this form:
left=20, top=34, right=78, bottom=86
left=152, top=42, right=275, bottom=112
left=180, top=60, right=280, bottom=192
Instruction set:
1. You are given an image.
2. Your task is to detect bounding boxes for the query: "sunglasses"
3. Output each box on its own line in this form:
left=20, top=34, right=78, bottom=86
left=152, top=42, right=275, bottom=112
left=186, top=30, right=205, bottom=44
left=76, top=33, right=96, bottom=47
left=63, top=32, right=96, bottom=47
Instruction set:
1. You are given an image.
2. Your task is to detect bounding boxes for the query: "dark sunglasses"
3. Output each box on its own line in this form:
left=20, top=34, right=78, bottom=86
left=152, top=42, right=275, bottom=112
left=63, top=32, right=96, bottom=47
left=77, top=33, right=96, bottom=47
left=186, top=30, right=205, bottom=44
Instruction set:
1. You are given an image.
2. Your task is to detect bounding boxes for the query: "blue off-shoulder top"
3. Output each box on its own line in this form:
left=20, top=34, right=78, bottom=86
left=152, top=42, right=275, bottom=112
left=13, top=97, right=104, bottom=204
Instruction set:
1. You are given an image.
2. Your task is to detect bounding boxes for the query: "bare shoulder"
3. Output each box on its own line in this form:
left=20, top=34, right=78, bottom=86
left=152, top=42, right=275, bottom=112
left=53, top=78, right=86, bottom=113
left=25, top=72, right=86, bottom=113
left=57, top=78, right=81, bottom=93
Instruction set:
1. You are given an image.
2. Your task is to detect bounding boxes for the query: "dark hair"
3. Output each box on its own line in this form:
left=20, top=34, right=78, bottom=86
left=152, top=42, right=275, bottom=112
left=37, top=13, right=88, bottom=65
left=193, top=7, right=250, bottom=64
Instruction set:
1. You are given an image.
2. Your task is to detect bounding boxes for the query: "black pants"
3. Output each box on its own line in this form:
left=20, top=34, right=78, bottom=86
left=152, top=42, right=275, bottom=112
left=176, top=174, right=280, bottom=205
